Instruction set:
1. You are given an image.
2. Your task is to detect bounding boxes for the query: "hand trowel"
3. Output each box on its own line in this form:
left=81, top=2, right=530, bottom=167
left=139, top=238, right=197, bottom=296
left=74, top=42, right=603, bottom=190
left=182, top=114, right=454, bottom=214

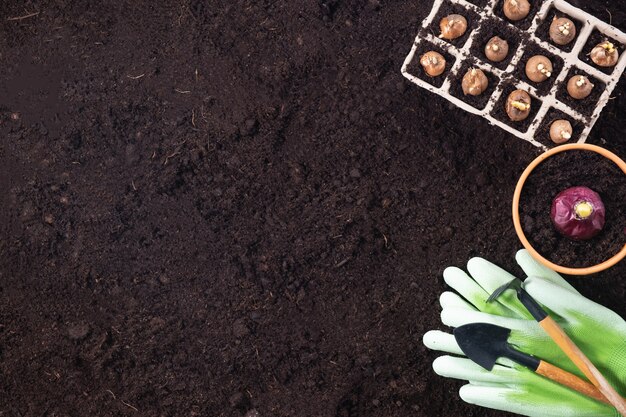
left=454, top=323, right=620, bottom=405
left=488, top=278, right=626, bottom=416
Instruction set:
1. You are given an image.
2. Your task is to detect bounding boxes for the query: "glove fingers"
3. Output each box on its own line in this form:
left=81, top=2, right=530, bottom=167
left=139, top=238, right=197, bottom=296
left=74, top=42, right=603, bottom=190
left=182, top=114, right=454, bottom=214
left=423, top=330, right=464, bottom=356
left=515, top=249, right=579, bottom=294
left=466, top=257, right=531, bottom=318
left=461, top=377, right=620, bottom=417
left=423, top=330, right=521, bottom=369
left=433, top=356, right=518, bottom=383
left=525, top=277, right=626, bottom=326
left=441, top=307, right=543, bottom=337
left=467, top=256, right=517, bottom=295
left=459, top=384, right=562, bottom=417
left=443, top=266, right=489, bottom=310
left=469, top=381, right=510, bottom=388
left=440, top=292, right=477, bottom=311
left=443, top=267, right=516, bottom=317
left=460, top=384, right=541, bottom=415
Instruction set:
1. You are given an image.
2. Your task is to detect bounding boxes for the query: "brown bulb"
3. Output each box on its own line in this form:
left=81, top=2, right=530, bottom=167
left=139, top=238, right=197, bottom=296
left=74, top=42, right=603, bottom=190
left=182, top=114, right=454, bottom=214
left=590, top=41, right=619, bottom=67
left=549, top=17, right=576, bottom=45
left=566, top=75, right=594, bottom=99
left=485, top=36, right=509, bottom=62
left=420, top=51, right=446, bottom=77
left=549, top=119, right=573, bottom=144
left=503, top=0, right=530, bottom=21
left=505, top=90, right=532, bottom=121
left=525, top=55, right=553, bottom=82
left=462, top=68, right=489, bottom=96
left=439, top=14, right=468, bottom=40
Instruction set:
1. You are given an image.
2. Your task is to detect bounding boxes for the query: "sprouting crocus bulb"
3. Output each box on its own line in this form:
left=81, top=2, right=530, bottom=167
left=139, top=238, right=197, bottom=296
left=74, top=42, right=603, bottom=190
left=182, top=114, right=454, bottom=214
left=551, top=186, right=605, bottom=240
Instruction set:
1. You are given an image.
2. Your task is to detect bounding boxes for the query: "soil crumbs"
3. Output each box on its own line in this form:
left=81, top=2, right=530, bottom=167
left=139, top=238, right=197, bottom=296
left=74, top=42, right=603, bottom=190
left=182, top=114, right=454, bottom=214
left=1, top=1, right=625, bottom=417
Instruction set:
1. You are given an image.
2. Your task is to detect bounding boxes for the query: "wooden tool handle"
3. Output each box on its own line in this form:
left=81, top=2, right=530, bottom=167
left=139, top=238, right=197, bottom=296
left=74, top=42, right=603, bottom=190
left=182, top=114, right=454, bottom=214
left=540, top=316, right=626, bottom=416
left=536, top=361, right=611, bottom=404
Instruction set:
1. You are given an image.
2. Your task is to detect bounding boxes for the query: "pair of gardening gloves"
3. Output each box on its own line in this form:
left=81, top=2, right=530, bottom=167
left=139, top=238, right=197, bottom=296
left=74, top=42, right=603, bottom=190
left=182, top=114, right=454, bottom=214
left=424, top=249, right=626, bottom=417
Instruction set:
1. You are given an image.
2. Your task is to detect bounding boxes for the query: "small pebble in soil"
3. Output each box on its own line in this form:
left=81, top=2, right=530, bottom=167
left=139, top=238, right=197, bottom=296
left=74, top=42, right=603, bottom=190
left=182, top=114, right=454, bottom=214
left=523, top=215, right=535, bottom=233
left=549, top=17, right=576, bottom=46
left=476, top=171, right=490, bottom=187
left=10, top=112, right=20, bottom=120
left=419, top=51, right=446, bottom=77
left=525, top=55, right=553, bottom=82
left=233, top=319, right=250, bottom=338
left=366, top=0, right=381, bottom=11
left=244, top=409, right=261, bottom=417
left=439, top=14, right=467, bottom=40
left=67, top=322, right=90, bottom=340
left=503, top=0, right=530, bottom=21
left=461, top=68, right=489, bottom=96
left=349, top=168, right=361, bottom=178
left=241, top=118, right=258, bottom=136
left=590, top=41, right=619, bottom=67
left=229, top=392, right=245, bottom=407
left=549, top=119, right=572, bottom=144
left=566, top=75, right=594, bottom=100
left=505, top=90, right=531, bottom=121
left=485, top=36, right=509, bottom=62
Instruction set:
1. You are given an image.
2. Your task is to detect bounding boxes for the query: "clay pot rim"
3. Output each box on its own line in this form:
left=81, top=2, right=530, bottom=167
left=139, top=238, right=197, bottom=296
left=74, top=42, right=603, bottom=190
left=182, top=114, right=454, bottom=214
left=512, top=143, right=626, bottom=275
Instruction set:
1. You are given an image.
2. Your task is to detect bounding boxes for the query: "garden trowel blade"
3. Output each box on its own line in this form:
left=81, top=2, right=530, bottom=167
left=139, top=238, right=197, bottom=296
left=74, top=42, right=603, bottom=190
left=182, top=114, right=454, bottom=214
left=453, top=323, right=512, bottom=371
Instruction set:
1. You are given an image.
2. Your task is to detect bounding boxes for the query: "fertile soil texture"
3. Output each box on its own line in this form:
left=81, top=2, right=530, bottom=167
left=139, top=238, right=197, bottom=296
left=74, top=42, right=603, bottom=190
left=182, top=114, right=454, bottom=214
left=519, top=151, right=626, bottom=268
left=1, top=1, right=625, bottom=417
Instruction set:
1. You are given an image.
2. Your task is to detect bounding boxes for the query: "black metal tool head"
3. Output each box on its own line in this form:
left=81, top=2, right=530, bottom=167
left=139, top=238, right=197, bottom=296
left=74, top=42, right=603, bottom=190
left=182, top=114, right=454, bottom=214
left=486, top=278, right=524, bottom=303
left=454, top=323, right=541, bottom=372
left=454, top=323, right=512, bottom=371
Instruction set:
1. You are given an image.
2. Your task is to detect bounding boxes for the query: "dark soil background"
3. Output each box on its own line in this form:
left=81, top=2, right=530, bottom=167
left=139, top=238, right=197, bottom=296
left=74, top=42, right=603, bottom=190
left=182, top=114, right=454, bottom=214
left=1, top=1, right=625, bottom=417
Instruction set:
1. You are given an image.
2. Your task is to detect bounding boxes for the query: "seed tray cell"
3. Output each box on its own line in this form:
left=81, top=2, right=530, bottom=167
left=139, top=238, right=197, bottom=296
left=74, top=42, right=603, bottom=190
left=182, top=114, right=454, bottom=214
left=492, top=0, right=540, bottom=31
left=535, top=107, right=585, bottom=147
left=465, top=0, right=491, bottom=7
left=516, top=41, right=565, bottom=96
left=427, top=0, right=482, bottom=48
left=578, top=30, right=624, bottom=76
left=404, top=40, right=457, bottom=88
left=491, top=83, right=543, bottom=133
left=471, top=18, right=521, bottom=70
left=555, top=69, right=606, bottom=118
left=449, top=60, right=501, bottom=110
left=535, top=5, right=583, bottom=53
left=401, top=0, right=626, bottom=149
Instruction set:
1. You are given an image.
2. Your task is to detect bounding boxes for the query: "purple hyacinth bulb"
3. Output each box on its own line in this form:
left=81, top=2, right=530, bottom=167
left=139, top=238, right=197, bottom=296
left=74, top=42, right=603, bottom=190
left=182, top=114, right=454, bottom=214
left=551, top=186, right=605, bottom=240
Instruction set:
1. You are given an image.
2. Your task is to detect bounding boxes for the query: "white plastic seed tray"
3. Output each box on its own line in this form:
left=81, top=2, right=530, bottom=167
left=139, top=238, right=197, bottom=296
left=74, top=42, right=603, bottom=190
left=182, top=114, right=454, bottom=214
left=401, top=0, right=626, bottom=149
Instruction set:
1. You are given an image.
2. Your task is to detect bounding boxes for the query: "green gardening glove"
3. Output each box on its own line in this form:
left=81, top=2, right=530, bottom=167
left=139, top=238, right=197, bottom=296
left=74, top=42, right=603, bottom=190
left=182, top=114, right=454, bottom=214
left=423, top=249, right=626, bottom=417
